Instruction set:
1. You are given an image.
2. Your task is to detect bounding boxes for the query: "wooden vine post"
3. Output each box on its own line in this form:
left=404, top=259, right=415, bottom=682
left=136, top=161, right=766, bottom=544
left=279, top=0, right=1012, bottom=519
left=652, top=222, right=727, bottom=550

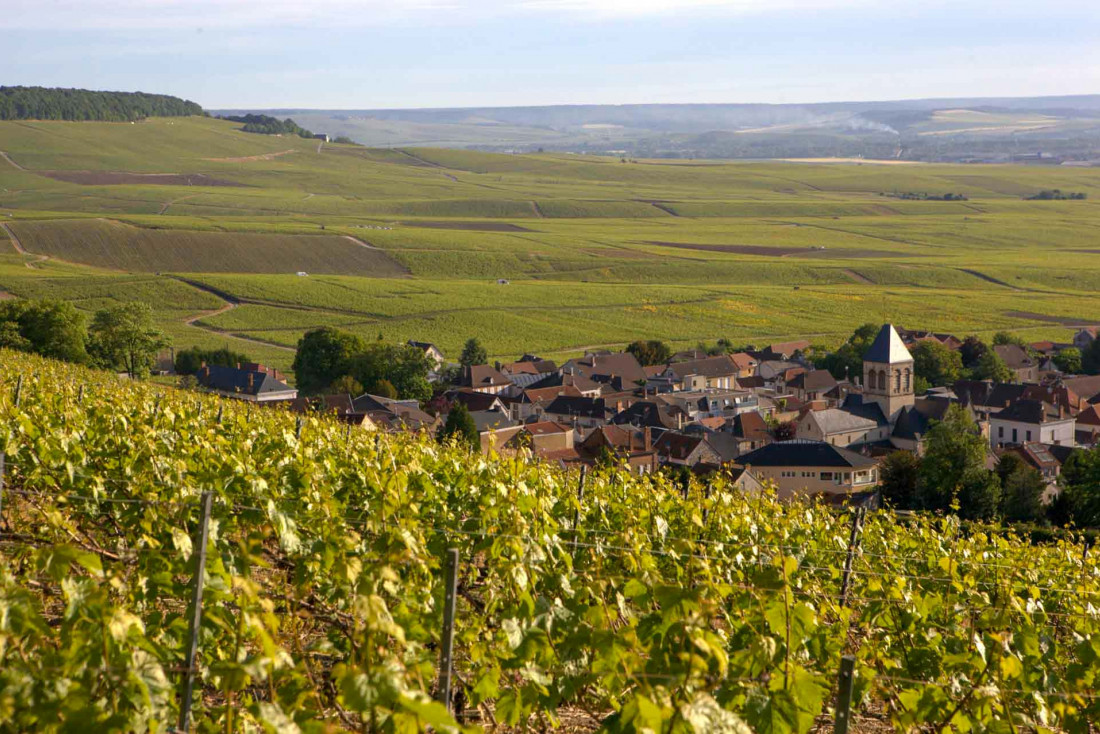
left=436, top=548, right=460, bottom=714
left=177, top=491, right=214, bottom=732
left=834, top=655, right=857, bottom=734
left=839, top=507, right=866, bottom=608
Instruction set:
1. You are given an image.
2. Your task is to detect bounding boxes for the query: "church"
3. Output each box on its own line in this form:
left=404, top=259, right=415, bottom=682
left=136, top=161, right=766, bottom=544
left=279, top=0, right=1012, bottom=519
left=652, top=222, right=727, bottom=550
left=837, top=323, right=949, bottom=454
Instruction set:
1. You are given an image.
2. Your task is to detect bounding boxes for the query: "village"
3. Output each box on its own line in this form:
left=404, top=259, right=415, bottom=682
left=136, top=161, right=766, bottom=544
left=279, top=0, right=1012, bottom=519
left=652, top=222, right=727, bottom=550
left=185, top=323, right=1100, bottom=509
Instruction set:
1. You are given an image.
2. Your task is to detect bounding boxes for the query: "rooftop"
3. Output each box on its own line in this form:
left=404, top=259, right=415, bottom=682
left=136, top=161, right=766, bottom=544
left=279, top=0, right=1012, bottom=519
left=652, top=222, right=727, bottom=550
left=864, top=324, right=913, bottom=364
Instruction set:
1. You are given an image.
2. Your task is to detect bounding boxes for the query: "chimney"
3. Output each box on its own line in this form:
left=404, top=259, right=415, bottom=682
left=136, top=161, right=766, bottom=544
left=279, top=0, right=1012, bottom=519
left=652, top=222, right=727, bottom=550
left=1059, top=403, right=1065, bottom=420
left=644, top=426, right=652, bottom=452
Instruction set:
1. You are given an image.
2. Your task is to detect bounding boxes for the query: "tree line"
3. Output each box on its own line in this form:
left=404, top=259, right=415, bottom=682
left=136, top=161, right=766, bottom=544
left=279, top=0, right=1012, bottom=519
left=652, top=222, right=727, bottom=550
left=0, top=86, right=203, bottom=122
left=218, top=114, right=315, bottom=138
left=0, top=300, right=166, bottom=378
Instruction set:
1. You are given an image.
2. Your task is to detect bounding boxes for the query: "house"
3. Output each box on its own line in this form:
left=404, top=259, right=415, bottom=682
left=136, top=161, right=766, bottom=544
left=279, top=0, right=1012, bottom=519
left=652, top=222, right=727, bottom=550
left=459, top=364, right=512, bottom=395
left=1061, top=375, right=1100, bottom=405
left=511, top=384, right=584, bottom=421
left=610, top=400, right=682, bottom=431
left=729, top=352, right=759, bottom=378
left=898, top=329, right=962, bottom=351
left=195, top=364, right=298, bottom=402
left=1076, top=404, right=1100, bottom=443
left=652, top=354, right=740, bottom=391
left=989, top=399, right=1075, bottom=448
left=444, top=389, right=509, bottom=414
left=576, top=425, right=658, bottom=473
left=1001, top=442, right=1076, bottom=502
left=352, top=393, right=439, bottom=432
left=795, top=408, right=889, bottom=448
left=758, top=360, right=801, bottom=385
left=505, top=420, right=575, bottom=456
left=655, top=389, right=758, bottom=421
left=526, top=371, right=603, bottom=397
left=561, top=351, right=648, bottom=387
left=761, top=340, right=812, bottom=361
left=738, top=440, right=881, bottom=501
left=408, top=341, right=445, bottom=371
left=889, top=397, right=959, bottom=453
left=651, top=431, right=725, bottom=467
left=993, top=344, right=1038, bottom=384
left=952, top=380, right=1029, bottom=418
left=785, top=370, right=838, bottom=403
left=725, top=411, right=773, bottom=454
left=1073, top=327, right=1099, bottom=351
left=499, top=359, right=558, bottom=389
left=542, top=395, right=611, bottom=433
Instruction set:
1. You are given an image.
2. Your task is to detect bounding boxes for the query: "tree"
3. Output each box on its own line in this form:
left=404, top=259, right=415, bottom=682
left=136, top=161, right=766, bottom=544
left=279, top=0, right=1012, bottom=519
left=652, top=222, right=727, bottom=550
left=1082, top=340, right=1100, bottom=376
left=0, top=299, right=88, bottom=364
left=816, top=323, right=878, bottom=379
left=175, top=346, right=250, bottom=376
left=994, top=452, right=1028, bottom=487
left=911, top=341, right=963, bottom=387
left=368, top=378, right=397, bottom=399
left=993, top=331, right=1027, bottom=348
left=1053, top=348, right=1082, bottom=374
left=625, top=340, right=672, bottom=367
left=1001, top=466, right=1046, bottom=524
left=975, top=349, right=1015, bottom=383
left=774, top=421, right=797, bottom=441
left=1057, top=448, right=1100, bottom=526
left=87, top=303, right=167, bottom=379
left=329, top=375, right=364, bottom=396
left=959, top=336, right=989, bottom=369
left=348, top=343, right=433, bottom=404
left=293, top=328, right=366, bottom=395
left=460, top=338, right=488, bottom=367
left=879, top=451, right=921, bottom=510
left=440, top=403, right=479, bottom=450
left=917, top=404, right=990, bottom=514
left=956, top=469, right=1002, bottom=522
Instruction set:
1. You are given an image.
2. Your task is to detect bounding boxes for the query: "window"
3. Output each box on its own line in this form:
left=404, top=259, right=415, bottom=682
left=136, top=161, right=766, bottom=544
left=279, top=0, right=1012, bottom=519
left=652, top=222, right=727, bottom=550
left=820, top=472, right=834, bottom=481
left=998, top=426, right=1004, bottom=438
left=1012, top=428, right=1018, bottom=443
left=904, top=368, right=911, bottom=391
left=895, top=370, right=901, bottom=391
left=1026, top=430, right=1032, bottom=442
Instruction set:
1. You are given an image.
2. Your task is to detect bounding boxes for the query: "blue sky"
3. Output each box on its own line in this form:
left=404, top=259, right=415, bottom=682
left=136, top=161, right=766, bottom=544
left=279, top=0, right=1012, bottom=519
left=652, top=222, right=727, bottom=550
left=3, top=1, right=1099, bottom=109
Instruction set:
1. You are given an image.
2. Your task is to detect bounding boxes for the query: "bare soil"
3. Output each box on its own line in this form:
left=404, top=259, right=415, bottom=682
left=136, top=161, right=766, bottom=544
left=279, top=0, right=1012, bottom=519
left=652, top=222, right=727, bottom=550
left=1004, top=310, right=1096, bottom=326
left=39, top=171, right=243, bottom=187
left=643, top=241, right=912, bottom=259
left=399, top=220, right=533, bottom=232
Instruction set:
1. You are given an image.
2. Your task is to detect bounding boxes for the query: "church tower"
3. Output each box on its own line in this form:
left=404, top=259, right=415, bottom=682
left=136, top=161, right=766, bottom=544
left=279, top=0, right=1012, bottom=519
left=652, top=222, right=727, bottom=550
left=862, top=323, right=914, bottom=423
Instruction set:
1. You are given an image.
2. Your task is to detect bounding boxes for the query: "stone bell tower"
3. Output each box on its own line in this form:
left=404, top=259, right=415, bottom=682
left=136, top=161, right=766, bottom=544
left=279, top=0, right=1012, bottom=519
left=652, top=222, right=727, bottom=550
left=862, top=323, right=914, bottom=423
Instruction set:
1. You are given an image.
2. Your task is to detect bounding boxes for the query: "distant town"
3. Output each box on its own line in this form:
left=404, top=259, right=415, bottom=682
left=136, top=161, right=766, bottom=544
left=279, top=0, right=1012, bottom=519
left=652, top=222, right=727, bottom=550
left=185, top=323, right=1100, bottom=523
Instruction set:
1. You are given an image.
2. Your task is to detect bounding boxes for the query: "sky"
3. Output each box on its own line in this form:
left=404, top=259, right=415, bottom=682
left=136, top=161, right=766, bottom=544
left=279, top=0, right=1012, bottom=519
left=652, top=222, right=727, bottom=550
left=3, top=0, right=1099, bottom=109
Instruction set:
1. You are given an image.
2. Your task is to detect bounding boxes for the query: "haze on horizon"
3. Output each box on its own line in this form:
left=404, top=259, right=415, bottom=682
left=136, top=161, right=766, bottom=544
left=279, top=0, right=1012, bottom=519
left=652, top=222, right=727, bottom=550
left=3, top=0, right=1099, bottom=110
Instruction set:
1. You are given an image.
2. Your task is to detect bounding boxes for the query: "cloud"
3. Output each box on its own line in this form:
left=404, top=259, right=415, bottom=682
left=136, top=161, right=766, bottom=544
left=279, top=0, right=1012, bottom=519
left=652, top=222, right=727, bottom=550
left=2, top=0, right=882, bottom=30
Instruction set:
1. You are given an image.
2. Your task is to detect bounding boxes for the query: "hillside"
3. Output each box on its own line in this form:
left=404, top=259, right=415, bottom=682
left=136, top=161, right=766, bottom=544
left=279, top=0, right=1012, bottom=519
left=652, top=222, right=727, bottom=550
left=218, top=96, right=1100, bottom=162
left=4, top=352, right=1100, bottom=731
left=2, top=115, right=1100, bottom=377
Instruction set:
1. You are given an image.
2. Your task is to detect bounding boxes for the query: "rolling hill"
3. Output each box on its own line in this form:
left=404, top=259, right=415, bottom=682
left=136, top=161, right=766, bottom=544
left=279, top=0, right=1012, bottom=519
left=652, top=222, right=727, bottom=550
left=2, top=114, right=1100, bottom=378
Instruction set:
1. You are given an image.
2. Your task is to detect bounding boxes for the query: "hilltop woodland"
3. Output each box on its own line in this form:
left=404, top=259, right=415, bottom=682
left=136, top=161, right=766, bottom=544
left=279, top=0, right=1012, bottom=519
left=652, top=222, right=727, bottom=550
left=0, top=86, right=203, bottom=121
left=219, top=114, right=315, bottom=137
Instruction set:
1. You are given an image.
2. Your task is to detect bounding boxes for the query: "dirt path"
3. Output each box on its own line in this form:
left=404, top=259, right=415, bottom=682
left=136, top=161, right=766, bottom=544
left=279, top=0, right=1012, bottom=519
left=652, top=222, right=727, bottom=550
left=530, top=201, right=545, bottom=218
left=1, top=222, right=49, bottom=268
left=342, top=234, right=384, bottom=251
left=0, top=151, right=25, bottom=171
left=158, top=193, right=202, bottom=215
left=171, top=276, right=296, bottom=353
left=316, top=141, right=323, bottom=154
left=842, top=268, right=875, bottom=284
left=204, top=149, right=295, bottom=163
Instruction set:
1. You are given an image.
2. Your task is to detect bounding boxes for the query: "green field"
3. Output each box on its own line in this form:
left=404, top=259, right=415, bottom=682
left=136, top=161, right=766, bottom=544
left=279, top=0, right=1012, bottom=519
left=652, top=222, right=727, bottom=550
left=1, top=115, right=1099, bottom=376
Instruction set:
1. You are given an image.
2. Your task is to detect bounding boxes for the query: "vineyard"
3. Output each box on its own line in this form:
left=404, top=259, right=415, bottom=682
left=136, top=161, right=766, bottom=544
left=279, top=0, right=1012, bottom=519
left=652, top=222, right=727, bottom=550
left=2, top=350, right=1100, bottom=732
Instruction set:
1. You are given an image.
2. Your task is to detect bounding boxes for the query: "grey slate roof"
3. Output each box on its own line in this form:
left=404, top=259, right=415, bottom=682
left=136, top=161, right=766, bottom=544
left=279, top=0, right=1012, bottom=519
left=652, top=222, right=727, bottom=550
left=197, top=364, right=295, bottom=397
left=840, top=394, right=889, bottom=426
left=738, top=439, right=878, bottom=468
left=810, top=408, right=877, bottom=434
left=864, top=324, right=913, bottom=364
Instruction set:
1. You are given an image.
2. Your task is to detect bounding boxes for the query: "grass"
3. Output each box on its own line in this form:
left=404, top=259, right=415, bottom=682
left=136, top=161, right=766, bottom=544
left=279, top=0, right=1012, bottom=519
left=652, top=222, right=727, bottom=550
left=1, top=115, right=1100, bottom=372
left=6, top=219, right=408, bottom=276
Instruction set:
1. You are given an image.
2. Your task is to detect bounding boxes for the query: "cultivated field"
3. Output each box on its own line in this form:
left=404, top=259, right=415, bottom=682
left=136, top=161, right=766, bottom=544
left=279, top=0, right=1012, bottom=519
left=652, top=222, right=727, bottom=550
left=1, top=115, right=1099, bottom=376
